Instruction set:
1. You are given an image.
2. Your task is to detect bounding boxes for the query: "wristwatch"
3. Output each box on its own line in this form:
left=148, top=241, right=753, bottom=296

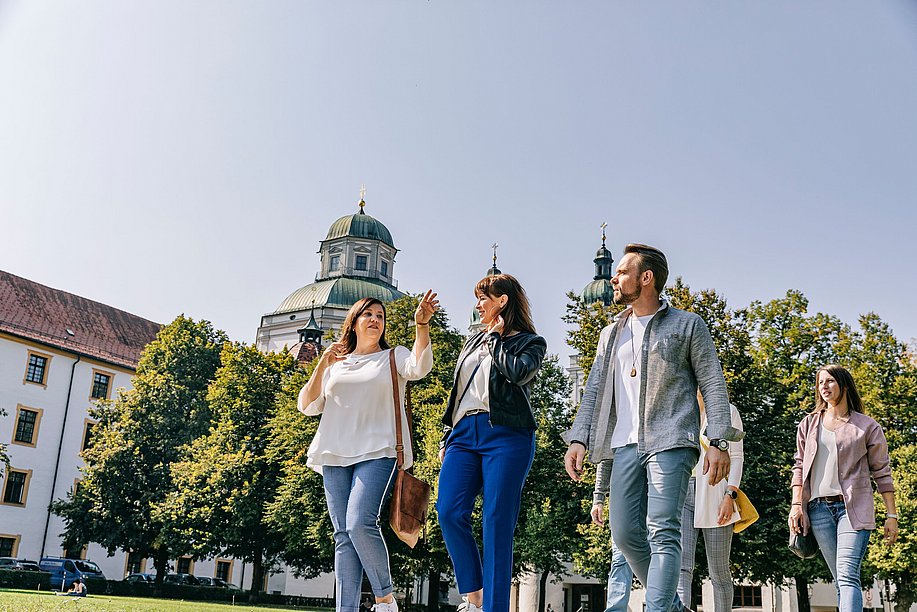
left=709, top=438, right=728, bottom=451
left=724, top=489, right=738, bottom=500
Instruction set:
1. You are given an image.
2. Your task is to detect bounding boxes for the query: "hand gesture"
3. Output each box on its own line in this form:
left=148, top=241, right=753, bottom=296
left=788, top=504, right=809, bottom=535
left=564, top=443, right=585, bottom=481
left=590, top=503, right=604, bottom=526
left=415, top=290, right=440, bottom=325
left=717, top=493, right=735, bottom=526
left=319, top=341, right=348, bottom=368
left=489, top=314, right=505, bottom=336
left=884, top=517, right=899, bottom=546
left=703, top=446, right=730, bottom=485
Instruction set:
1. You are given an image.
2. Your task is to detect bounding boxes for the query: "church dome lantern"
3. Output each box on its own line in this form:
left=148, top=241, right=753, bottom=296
left=581, top=223, right=615, bottom=307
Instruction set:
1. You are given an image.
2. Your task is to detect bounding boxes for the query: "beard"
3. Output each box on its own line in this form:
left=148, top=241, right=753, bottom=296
left=613, top=283, right=642, bottom=305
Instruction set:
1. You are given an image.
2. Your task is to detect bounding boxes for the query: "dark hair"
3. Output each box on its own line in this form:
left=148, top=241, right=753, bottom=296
left=814, top=364, right=864, bottom=414
left=623, top=243, right=669, bottom=294
left=339, top=297, right=391, bottom=354
left=475, top=273, right=536, bottom=335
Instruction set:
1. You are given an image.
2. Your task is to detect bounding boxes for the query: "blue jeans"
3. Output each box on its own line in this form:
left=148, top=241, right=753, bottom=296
left=609, top=445, right=696, bottom=612
left=605, top=540, right=633, bottom=612
left=323, top=458, right=398, bottom=612
left=437, top=413, right=536, bottom=612
left=808, top=499, right=871, bottom=612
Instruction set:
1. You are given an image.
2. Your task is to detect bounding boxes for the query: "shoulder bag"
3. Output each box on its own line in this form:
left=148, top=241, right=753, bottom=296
left=733, top=488, right=759, bottom=533
left=388, top=349, right=431, bottom=548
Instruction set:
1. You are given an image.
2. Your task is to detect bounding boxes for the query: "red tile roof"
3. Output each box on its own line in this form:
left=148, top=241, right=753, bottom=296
left=0, top=270, right=161, bottom=369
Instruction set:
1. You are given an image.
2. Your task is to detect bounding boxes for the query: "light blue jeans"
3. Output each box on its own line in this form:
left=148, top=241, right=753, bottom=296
left=807, top=499, right=871, bottom=612
left=609, top=445, right=696, bottom=612
left=605, top=540, right=633, bottom=612
left=323, top=458, right=398, bottom=612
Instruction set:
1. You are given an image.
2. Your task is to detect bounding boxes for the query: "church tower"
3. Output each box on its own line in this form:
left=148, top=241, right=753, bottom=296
left=256, top=191, right=405, bottom=354
left=469, top=244, right=502, bottom=333
left=580, top=223, right=615, bottom=307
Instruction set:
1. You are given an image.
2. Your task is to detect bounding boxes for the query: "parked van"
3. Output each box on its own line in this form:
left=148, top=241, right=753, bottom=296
left=38, top=557, right=106, bottom=591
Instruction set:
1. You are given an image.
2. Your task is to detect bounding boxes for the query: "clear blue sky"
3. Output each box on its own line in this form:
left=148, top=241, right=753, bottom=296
left=2, top=1, right=916, bottom=361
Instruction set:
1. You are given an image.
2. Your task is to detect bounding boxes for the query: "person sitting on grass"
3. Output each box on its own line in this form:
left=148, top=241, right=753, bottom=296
left=67, top=578, right=87, bottom=597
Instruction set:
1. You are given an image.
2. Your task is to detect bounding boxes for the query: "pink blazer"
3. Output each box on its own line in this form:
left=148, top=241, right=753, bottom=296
left=792, top=409, right=894, bottom=530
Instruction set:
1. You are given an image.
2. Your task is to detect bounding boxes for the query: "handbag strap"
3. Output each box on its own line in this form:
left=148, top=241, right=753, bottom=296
left=389, top=349, right=414, bottom=470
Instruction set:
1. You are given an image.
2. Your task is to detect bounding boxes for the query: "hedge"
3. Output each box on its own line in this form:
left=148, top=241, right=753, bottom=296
left=0, top=569, right=52, bottom=590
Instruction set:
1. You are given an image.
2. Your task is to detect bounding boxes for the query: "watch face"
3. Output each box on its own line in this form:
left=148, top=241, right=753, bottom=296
left=717, top=440, right=728, bottom=450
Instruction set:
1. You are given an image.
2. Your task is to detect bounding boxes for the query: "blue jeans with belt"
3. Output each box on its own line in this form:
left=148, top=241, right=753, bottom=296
left=437, top=413, right=536, bottom=612
left=323, top=458, right=398, bottom=612
left=807, top=499, right=871, bottom=612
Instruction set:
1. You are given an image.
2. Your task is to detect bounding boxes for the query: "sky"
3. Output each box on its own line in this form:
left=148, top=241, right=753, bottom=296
left=2, top=1, right=916, bottom=363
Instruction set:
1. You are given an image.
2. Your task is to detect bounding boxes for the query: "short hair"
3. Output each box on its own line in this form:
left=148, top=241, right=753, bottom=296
left=814, top=364, right=864, bottom=414
left=475, top=273, right=537, bottom=335
left=338, top=297, right=391, bottom=354
left=623, top=243, right=669, bottom=294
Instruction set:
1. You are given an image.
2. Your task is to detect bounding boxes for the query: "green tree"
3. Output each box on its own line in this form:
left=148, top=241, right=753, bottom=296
left=51, top=316, right=226, bottom=583
left=561, top=292, right=622, bottom=378
left=158, top=343, right=298, bottom=595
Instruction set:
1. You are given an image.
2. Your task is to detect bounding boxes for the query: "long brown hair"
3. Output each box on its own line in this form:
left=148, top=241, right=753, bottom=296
left=813, top=364, right=864, bottom=414
left=338, top=297, right=391, bottom=354
left=475, top=273, right=536, bottom=335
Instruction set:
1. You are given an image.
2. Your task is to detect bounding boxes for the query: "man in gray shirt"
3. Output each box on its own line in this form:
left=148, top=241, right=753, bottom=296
left=563, top=243, right=742, bottom=612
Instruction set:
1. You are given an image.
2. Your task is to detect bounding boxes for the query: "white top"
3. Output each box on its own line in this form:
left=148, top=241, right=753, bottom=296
left=692, top=404, right=745, bottom=528
left=610, top=312, right=654, bottom=448
left=811, top=423, right=843, bottom=498
left=453, top=339, right=492, bottom=424
left=298, top=345, right=433, bottom=474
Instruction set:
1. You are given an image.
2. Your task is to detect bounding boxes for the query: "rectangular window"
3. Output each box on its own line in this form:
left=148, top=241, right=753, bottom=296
left=91, top=371, right=112, bottom=400
left=82, top=421, right=96, bottom=452
left=13, top=406, right=42, bottom=446
left=24, top=352, right=50, bottom=385
left=216, top=560, right=232, bottom=582
left=734, top=585, right=763, bottom=608
left=329, top=255, right=340, bottom=272
left=177, top=557, right=193, bottom=574
left=2, top=469, right=31, bottom=506
left=0, top=535, right=19, bottom=557
left=380, top=261, right=388, bottom=277
left=126, top=551, right=145, bottom=575
left=355, top=255, right=368, bottom=271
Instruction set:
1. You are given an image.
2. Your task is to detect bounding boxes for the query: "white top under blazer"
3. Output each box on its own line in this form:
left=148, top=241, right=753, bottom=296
left=299, top=345, right=433, bottom=475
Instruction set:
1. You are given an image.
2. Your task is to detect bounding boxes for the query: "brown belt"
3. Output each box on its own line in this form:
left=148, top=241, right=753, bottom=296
left=813, top=495, right=844, bottom=503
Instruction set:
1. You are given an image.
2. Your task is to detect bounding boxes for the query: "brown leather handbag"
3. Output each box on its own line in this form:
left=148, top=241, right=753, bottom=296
left=388, top=349, right=431, bottom=548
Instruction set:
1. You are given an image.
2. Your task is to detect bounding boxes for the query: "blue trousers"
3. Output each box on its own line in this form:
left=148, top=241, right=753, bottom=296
left=437, top=413, right=535, bottom=612
left=605, top=540, right=634, bottom=612
left=808, top=499, right=871, bottom=612
left=609, top=445, right=696, bottom=612
left=323, top=458, right=398, bottom=612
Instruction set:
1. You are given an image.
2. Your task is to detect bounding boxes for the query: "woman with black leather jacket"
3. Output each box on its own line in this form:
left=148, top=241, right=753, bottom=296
left=437, top=273, right=547, bottom=612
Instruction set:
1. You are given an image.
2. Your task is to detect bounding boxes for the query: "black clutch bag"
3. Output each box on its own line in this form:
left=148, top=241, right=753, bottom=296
left=788, top=530, right=819, bottom=559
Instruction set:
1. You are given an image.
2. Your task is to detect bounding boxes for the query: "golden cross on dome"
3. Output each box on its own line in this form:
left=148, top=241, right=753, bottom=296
left=491, top=243, right=499, bottom=266
left=600, top=222, right=607, bottom=246
left=359, top=184, right=366, bottom=211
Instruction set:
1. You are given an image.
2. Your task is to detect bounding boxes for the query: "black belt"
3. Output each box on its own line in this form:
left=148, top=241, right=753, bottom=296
left=813, top=495, right=843, bottom=503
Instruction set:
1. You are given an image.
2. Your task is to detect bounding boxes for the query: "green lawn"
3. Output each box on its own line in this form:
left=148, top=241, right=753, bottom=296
left=0, top=589, right=331, bottom=612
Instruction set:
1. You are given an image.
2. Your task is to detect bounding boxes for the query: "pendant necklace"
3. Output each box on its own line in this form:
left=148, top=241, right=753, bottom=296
left=629, top=314, right=638, bottom=377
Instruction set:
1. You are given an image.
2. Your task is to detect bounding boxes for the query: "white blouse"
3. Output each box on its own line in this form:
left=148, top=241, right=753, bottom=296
left=692, top=404, right=745, bottom=529
left=453, top=339, right=492, bottom=424
left=298, top=344, right=433, bottom=474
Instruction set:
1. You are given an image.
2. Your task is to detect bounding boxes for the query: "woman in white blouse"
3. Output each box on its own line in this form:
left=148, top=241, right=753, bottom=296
left=677, top=392, right=744, bottom=612
left=298, top=291, right=439, bottom=612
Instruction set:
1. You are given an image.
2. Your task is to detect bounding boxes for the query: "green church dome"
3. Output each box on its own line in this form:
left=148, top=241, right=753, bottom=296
left=582, top=279, right=614, bottom=307
left=275, top=278, right=404, bottom=314
left=325, top=211, right=395, bottom=247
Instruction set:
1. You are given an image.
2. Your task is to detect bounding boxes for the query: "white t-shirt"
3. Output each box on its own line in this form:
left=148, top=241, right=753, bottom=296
left=298, top=345, right=433, bottom=474
left=610, top=312, right=655, bottom=448
left=453, top=339, right=492, bottom=424
left=811, top=423, right=843, bottom=498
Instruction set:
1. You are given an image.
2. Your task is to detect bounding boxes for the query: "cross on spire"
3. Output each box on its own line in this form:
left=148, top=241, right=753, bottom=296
left=491, top=243, right=499, bottom=267
left=358, top=184, right=366, bottom=213
left=600, top=222, right=607, bottom=247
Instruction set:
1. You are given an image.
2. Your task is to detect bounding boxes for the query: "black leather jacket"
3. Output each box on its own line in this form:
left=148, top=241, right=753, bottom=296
left=441, top=330, right=547, bottom=436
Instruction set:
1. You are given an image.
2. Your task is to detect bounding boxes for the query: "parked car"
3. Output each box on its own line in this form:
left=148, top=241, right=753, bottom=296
left=162, top=573, right=200, bottom=585
left=125, top=572, right=156, bottom=584
left=0, top=557, right=43, bottom=571
left=38, top=557, right=106, bottom=591
left=196, top=576, right=229, bottom=587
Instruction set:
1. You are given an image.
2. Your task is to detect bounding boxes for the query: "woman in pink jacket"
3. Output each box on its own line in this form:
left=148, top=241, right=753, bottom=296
left=789, top=364, right=898, bottom=612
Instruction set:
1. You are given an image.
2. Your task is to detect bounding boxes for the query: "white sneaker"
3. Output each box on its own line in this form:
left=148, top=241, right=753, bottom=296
left=373, top=600, right=399, bottom=612
left=457, top=597, right=484, bottom=612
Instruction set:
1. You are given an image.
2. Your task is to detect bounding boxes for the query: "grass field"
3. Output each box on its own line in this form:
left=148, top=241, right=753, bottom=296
left=0, top=589, right=331, bottom=612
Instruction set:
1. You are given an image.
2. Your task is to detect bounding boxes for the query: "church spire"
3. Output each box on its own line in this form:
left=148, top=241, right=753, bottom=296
left=593, top=223, right=613, bottom=280
left=358, top=184, right=366, bottom=214
left=487, top=242, right=502, bottom=276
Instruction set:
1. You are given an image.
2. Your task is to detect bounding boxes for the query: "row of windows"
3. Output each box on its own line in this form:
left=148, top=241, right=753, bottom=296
left=9, top=405, right=96, bottom=451
left=21, top=350, right=114, bottom=400
left=328, top=255, right=390, bottom=277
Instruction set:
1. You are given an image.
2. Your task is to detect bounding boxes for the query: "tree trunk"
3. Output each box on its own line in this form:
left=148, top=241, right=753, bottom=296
left=426, top=569, right=441, bottom=612
left=153, top=548, right=169, bottom=589
left=249, top=550, right=264, bottom=602
left=539, top=570, right=549, bottom=612
left=794, top=576, right=811, bottom=612
left=894, top=576, right=914, bottom=612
